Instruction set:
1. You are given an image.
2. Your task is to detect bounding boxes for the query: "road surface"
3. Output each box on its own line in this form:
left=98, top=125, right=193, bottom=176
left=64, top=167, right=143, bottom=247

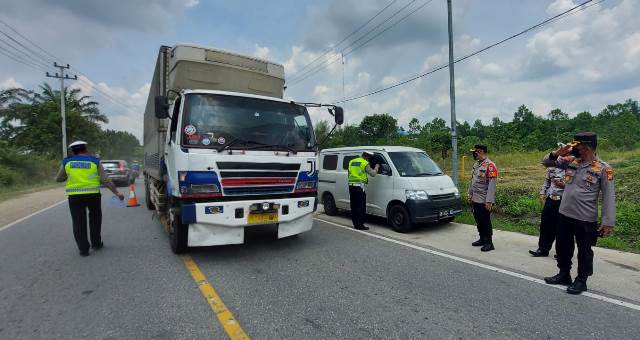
left=1, top=183, right=639, bottom=339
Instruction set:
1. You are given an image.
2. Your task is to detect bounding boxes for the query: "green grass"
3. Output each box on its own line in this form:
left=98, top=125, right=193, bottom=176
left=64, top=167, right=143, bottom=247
left=445, top=149, right=640, bottom=254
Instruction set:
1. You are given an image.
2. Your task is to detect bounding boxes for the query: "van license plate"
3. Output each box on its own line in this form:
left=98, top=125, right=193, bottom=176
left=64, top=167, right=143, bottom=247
left=439, top=209, right=454, bottom=217
left=248, top=212, right=278, bottom=224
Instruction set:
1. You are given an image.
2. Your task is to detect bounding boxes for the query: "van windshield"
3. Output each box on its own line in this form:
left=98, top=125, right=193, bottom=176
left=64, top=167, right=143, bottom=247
left=388, top=152, right=443, bottom=177
left=180, top=93, right=315, bottom=151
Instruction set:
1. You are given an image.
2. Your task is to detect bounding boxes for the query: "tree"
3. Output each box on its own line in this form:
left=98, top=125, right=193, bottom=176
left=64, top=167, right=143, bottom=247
left=359, top=113, right=398, bottom=141
left=408, top=117, right=421, bottom=135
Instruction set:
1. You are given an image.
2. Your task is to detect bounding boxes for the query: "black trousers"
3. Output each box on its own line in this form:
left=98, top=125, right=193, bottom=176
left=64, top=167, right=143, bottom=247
left=68, top=193, right=102, bottom=252
left=349, top=186, right=366, bottom=228
left=538, top=199, right=561, bottom=252
left=472, top=202, right=493, bottom=240
left=556, top=214, right=598, bottom=278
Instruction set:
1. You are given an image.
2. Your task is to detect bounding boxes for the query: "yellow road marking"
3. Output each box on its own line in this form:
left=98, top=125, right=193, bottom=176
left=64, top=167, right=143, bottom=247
left=180, top=255, right=249, bottom=340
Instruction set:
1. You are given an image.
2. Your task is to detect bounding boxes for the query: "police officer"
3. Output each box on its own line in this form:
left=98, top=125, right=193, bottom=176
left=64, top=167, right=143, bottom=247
left=348, top=151, right=379, bottom=230
left=55, top=141, right=125, bottom=257
left=529, top=165, right=565, bottom=257
left=542, top=132, right=615, bottom=295
left=468, top=144, right=498, bottom=252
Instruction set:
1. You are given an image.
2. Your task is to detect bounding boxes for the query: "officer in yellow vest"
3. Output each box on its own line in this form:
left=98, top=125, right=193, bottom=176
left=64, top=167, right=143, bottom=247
left=55, top=141, right=124, bottom=257
left=348, top=151, right=379, bottom=230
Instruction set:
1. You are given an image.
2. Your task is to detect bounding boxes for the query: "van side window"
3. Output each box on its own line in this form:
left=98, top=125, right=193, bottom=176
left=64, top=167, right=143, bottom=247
left=322, top=155, right=338, bottom=170
left=342, top=155, right=358, bottom=170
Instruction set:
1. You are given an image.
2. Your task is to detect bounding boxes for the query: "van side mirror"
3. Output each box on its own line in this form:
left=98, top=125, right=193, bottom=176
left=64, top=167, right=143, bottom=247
left=380, top=164, right=391, bottom=175
left=331, top=106, right=344, bottom=125
left=155, top=95, right=170, bottom=119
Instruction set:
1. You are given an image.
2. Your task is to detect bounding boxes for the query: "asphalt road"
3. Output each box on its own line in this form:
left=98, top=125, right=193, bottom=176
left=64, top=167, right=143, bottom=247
left=1, top=183, right=639, bottom=339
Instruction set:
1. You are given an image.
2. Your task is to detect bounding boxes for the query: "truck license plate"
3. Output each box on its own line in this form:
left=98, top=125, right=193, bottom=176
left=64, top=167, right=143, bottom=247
left=248, top=212, right=278, bottom=224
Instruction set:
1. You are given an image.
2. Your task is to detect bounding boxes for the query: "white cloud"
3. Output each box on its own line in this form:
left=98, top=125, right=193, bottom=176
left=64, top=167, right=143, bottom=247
left=0, top=77, right=23, bottom=90
left=71, top=76, right=149, bottom=141
left=253, top=44, right=271, bottom=60
left=184, top=0, right=200, bottom=8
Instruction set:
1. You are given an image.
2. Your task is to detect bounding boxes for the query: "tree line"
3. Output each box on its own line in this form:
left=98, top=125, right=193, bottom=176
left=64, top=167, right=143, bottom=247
left=315, top=99, right=640, bottom=157
left=0, top=83, right=141, bottom=161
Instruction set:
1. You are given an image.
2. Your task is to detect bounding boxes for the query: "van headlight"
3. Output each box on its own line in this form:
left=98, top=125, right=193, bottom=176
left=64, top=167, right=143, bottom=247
left=405, top=190, right=429, bottom=200
left=453, top=188, right=460, bottom=198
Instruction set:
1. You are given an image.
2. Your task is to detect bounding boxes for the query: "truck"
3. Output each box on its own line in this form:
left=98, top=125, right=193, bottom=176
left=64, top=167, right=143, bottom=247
left=143, top=44, right=343, bottom=253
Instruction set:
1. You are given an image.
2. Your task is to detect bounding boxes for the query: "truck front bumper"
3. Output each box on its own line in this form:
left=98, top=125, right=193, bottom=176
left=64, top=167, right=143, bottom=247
left=182, top=197, right=316, bottom=247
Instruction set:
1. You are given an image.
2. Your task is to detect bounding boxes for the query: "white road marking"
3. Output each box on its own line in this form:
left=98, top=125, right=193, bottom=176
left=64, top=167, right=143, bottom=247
left=314, top=217, right=640, bottom=312
left=0, top=200, right=67, bottom=232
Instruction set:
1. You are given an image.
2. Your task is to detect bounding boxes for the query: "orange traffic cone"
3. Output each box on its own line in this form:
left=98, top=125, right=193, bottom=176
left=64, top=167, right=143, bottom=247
left=126, top=184, right=140, bottom=207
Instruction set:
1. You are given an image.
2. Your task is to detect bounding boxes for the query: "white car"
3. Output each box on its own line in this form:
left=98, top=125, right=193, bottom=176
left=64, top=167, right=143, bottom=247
left=318, top=146, right=462, bottom=232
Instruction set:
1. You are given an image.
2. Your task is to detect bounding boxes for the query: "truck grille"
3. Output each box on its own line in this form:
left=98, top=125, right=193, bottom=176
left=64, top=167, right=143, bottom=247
left=217, top=162, right=301, bottom=196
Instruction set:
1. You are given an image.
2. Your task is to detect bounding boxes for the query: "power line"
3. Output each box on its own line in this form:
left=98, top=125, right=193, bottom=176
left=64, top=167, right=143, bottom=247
left=0, top=47, right=48, bottom=72
left=334, top=0, right=598, bottom=104
left=289, top=0, right=420, bottom=84
left=0, top=36, right=53, bottom=70
left=288, top=0, right=399, bottom=80
left=289, top=0, right=434, bottom=86
left=0, top=18, right=61, bottom=63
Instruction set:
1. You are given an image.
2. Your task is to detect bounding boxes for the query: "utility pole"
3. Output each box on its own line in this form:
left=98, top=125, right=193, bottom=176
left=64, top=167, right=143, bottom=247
left=447, top=0, right=459, bottom=186
left=46, top=63, right=77, bottom=158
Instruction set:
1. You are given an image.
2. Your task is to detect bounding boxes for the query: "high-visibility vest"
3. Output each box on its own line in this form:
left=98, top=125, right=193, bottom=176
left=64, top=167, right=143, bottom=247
left=348, top=157, right=369, bottom=185
left=63, top=155, right=101, bottom=195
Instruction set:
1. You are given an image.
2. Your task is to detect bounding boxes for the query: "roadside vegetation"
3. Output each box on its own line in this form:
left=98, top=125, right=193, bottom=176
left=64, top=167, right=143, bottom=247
left=316, top=99, right=640, bottom=253
left=0, top=84, right=142, bottom=198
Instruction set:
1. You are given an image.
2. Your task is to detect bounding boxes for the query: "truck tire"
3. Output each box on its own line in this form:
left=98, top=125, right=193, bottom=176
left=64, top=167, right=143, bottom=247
left=322, top=193, right=338, bottom=216
left=170, top=213, right=189, bottom=254
left=388, top=204, right=413, bottom=233
left=144, top=177, right=155, bottom=211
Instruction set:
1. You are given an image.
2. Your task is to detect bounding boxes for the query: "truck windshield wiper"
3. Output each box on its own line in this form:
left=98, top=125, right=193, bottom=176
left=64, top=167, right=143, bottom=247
left=246, top=143, right=298, bottom=154
left=220, top=138, right=268, bottom=151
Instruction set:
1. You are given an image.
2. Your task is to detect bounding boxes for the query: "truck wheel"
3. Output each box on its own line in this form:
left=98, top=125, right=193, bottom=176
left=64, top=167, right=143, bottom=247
left=322, top=193, right=338, bottom=216
left=388, top=204, right=413, bottom=233
left=144, top=177, right=155, bottom=211
left=170, top=213, right=189, bottom=254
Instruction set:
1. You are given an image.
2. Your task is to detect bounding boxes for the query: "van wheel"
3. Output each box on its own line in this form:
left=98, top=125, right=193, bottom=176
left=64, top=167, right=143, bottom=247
left=144, top=177, right=155, bottom=210
left=170, top=212, right=189, bottom=254
left=322, top=193, right=339, bottom=216
left=388, top=204, right=413, bottom=233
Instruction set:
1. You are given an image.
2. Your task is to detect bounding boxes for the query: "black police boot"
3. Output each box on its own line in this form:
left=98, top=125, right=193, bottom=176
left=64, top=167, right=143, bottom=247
left=529, top=249, right=549, bottom=257
left=567, top=277, right=588, bottom=295
left=471, top=238, right=484, bottom=246
left=92, top=242, right=104, bottom=250
left=481, top=242, right=495, bottom=252
left=355, top=225, right=369, bottom=231
left=79, top=250, right=89, bottom=257
left=544, top=272, right=572, bottom=285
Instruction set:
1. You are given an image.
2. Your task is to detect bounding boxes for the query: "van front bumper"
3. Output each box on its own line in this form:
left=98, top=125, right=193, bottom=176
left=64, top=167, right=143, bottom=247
left=405, top=197, right=462, bottom=224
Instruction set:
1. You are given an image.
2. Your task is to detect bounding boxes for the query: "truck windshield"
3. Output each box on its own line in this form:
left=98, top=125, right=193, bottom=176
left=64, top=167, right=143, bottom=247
left=180, top=93, right=314, bottom=151
left=388, top=152, right=443, bottom=177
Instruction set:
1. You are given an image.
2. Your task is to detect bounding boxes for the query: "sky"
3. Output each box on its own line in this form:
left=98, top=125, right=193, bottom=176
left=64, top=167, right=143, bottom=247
left=0, top=0, right=638, bottom=141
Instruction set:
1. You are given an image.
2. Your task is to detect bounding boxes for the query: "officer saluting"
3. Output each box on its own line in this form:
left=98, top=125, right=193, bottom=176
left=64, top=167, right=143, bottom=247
left=529, top=165, right=565, bottom=257
left=348, top=151, right=379, bottom=230
left=542, top=132, right=615, bottom=294
left=55, top=141, right=124, bottom=257
left=468, top=144, right=498, bottom=252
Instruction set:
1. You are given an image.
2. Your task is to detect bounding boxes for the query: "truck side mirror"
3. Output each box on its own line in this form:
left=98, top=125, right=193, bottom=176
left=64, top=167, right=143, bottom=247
left=155, top=95, right=170, bottom=119
left=332, top=106, right=344, bottom=125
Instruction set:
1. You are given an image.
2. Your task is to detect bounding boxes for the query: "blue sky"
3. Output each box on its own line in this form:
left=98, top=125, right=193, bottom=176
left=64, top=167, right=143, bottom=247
left=1, top=0, right=638, bottom=141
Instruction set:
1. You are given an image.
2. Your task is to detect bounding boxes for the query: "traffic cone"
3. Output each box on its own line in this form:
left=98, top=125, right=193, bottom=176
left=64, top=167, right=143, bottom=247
left=126, top=184, right=140, bottom=207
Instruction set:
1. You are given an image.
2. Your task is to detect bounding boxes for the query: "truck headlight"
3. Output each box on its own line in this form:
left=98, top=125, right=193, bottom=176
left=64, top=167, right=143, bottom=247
left=296, top=181, right=316, bottom=190
left=405, top=190, right=429, bottom=200
left=188, top=184, right=220, bottom=194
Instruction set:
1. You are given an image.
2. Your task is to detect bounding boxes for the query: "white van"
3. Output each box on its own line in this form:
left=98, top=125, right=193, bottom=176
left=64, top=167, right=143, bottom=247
left=318, top=146, right=462, bottom=232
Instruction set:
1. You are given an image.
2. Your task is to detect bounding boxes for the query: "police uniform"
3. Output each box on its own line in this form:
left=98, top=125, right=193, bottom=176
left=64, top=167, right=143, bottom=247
left=468, top=147, right=498, bottom=251
left=55, top=141, right=121, bottom=256
left=348, top=153, right=378, bottom=230
left=542, top=132, right=615, bottom=294
left=530, top=167, right=565, bottom=257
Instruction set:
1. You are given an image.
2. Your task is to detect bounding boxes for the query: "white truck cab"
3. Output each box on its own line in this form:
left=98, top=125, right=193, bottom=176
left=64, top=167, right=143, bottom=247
left=318, top=146, right=461, bottom=232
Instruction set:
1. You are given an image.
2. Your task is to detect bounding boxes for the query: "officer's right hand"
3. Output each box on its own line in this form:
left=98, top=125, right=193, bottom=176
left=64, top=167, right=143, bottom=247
left=538, top=194, right=545, bottom=204
left=117, top=192, right=125, bottom=201
left=553, top=144, right=572, bottom=157
left=467, top=195, right=472, bottom=205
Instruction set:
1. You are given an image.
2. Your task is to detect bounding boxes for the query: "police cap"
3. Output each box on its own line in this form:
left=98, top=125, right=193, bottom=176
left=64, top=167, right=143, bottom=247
left=573, top=132, right=597, bottom=149
left=68, top=140, right=88, bottom=149
left=471, top=144, right=488, bottom=153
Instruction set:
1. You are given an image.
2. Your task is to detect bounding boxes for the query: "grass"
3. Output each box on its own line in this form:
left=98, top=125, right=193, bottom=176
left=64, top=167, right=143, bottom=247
left=433, top=149, right=640, bottom=254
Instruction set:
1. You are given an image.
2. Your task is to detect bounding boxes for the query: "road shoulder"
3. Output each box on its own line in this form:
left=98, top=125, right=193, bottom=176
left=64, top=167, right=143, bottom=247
left=0, top=186, right=66, bottom=228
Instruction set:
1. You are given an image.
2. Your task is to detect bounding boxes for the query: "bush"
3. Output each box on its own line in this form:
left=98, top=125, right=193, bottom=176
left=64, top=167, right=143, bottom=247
left=0, top=165, right=17, bottom=185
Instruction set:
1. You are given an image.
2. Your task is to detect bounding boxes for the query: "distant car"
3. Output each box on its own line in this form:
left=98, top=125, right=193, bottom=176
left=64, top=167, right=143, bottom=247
left=101, top=160, right=131, bottom=187
left=130, top=163, right=142, bottom=179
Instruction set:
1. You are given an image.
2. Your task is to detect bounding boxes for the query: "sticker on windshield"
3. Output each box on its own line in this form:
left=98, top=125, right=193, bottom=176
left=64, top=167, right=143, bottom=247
left=184, top=125, right=197, bottom=136
left=188, top=139, right=199, bottom=145
left=202, top=138, right=211, bottom=146
left=217, top=137, right=226, bottom=145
